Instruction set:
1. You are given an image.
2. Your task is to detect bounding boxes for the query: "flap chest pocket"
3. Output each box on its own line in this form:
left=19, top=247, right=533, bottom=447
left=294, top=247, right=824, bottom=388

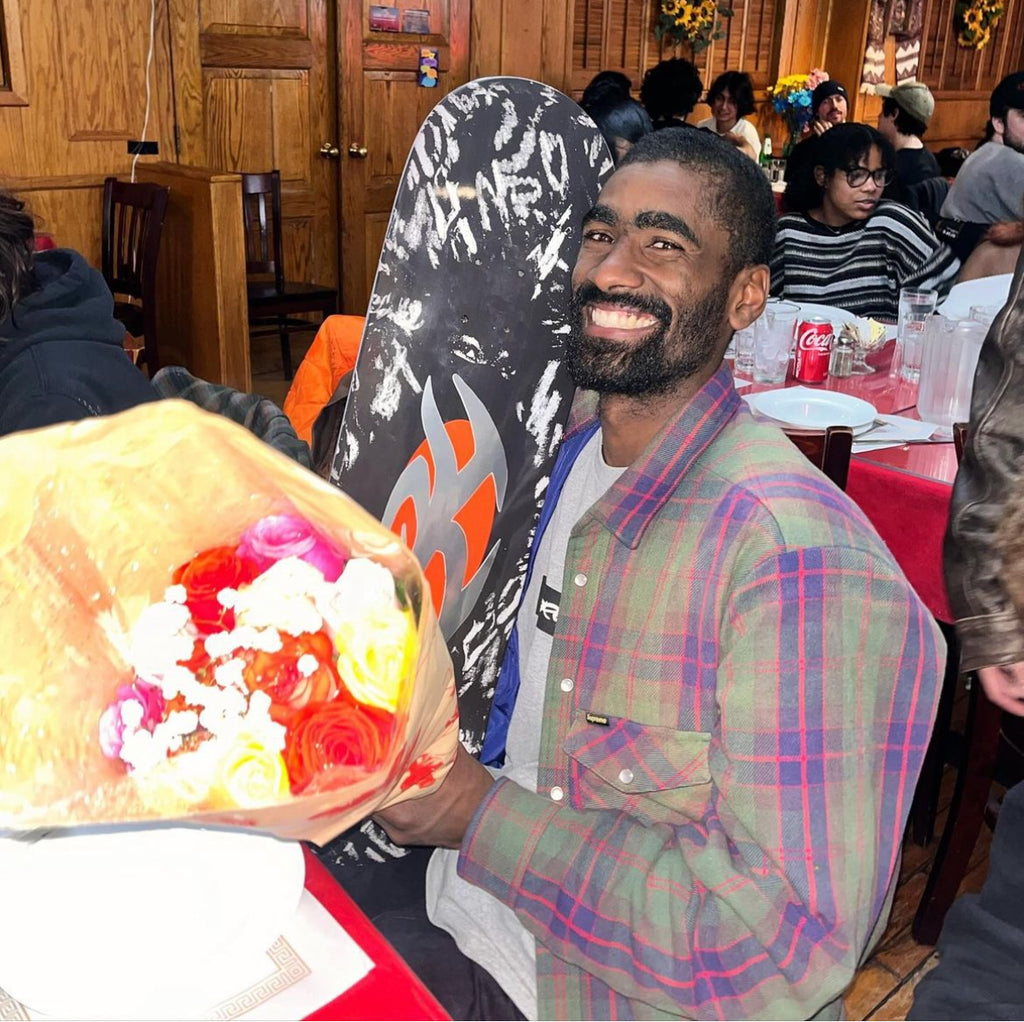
left=563, top=714, right=711, bottom=794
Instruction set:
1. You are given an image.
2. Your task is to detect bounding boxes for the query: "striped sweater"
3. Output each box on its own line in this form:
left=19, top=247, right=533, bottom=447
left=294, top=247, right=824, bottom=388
left=770, top=200, right=960, bottom=320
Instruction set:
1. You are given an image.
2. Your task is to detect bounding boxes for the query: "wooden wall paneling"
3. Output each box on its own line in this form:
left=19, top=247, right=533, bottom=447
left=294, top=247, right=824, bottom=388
left=201, top=0, right=310, bottom=34
left=136, top=162, right=251, bottom=390
left=168, top=0, right=207, bottom=164
left=5, top=180, right=105, bottom=264
left=470, top=0, right=572, bottom=89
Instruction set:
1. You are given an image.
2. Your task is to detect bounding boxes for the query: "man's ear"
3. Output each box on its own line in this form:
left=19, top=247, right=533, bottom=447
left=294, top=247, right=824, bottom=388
left=992, top=116, right=1006, bottom=141
left=727, top=265, right=769, bottom=333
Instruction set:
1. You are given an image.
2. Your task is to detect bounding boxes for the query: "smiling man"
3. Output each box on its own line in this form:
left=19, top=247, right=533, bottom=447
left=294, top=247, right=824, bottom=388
left=372, top=128, right=943, bottom=1021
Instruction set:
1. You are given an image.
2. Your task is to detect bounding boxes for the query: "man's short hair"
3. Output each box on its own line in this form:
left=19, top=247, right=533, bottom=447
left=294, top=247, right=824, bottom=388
left=639, top=58, right=704, bottom=123
left=990, top=71, right=1024, bottom=121
left=0, top=192, right=36, bottom=323
left=882, top=96, right=929, bottom=139
left=617, top=127, right=776, bottom=274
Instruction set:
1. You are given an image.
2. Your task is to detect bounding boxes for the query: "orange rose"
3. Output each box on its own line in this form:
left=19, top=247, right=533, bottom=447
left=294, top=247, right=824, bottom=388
left=242, top=631, right=340, bottom=725
left=284, top=696, right=394, bottom=793
left=172, top=546, right=260, bottom=634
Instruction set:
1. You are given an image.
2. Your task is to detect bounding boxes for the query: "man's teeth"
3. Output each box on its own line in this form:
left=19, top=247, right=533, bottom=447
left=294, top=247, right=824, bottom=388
left=590, top=307, right=657, bottom=329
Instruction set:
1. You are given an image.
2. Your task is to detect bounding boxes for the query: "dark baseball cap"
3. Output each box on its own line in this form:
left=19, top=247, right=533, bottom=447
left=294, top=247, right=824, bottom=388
left=990, top=71, right=1024, bottom=117
left=812, top=80, right=849, bottom=113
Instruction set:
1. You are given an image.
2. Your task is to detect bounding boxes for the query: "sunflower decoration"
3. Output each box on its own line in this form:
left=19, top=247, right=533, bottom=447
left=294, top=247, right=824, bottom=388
left=954, top=0, right=1004, bottom=49
left=654, top=0, right=733, bottom=54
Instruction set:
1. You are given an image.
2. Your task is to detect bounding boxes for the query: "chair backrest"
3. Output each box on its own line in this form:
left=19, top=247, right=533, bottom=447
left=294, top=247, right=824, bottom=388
left=784, top=425, right=854, bottom=491
left=101, top=177, right=169, bottom=304
left=953, top=421, right=967, bottom=463
left=240, top=170, right=285, bottom=292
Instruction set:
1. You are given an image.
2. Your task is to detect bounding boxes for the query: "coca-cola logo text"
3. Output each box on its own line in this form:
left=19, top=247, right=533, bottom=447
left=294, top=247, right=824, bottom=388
left=796, top=323, right=834, bottom=350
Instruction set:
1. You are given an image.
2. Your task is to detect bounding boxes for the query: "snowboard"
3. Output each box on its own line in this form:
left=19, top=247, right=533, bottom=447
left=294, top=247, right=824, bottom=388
left=329, top=77, right=611, bottom=751
left=317, top=77, right=610, bottom=872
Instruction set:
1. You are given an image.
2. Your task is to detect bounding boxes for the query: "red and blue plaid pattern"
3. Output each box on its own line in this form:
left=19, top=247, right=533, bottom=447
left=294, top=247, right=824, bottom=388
left=460, top=365, right=944, bottom=1020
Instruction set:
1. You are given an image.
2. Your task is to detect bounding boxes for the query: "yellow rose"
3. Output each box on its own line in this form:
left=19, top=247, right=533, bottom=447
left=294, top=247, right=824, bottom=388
left=335, top=605, right=415, bottom=713
left=214, top=731, right=290, bottom=808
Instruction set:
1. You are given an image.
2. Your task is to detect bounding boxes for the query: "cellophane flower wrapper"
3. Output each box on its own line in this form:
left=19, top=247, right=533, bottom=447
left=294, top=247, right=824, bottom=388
left=0, top=401, right=458, bottom=846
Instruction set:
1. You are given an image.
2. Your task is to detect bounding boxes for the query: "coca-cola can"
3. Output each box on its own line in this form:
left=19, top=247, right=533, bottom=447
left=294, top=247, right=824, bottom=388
left=794, top=318, right=834, bottom=384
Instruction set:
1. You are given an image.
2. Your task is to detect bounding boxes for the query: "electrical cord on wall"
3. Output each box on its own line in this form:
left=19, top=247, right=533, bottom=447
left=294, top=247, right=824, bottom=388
left=130, top=0, right=157, bottom=183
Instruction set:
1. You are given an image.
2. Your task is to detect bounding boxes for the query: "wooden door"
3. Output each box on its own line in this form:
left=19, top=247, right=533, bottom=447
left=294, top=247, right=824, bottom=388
left=170, top=0, right=339, bottom=289
left=338, top=0, right=470, bottom=314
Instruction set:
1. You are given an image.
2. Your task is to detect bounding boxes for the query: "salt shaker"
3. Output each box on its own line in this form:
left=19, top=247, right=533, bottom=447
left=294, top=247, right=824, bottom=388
left=829, top=327, right=855, bottom=378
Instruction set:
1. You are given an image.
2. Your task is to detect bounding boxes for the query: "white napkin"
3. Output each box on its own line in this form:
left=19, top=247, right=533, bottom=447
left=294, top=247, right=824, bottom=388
left=852, top=414, right=943, bottom=452
left=1, top=890, right=374, bottom=1021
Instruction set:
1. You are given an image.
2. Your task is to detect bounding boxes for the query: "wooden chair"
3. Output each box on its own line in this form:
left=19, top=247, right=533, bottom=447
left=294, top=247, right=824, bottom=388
left=241, top=171, right=337, bottom=380
left=101, top=177, right=170, bottom=372
left=782, top=425, right=854, bottom=491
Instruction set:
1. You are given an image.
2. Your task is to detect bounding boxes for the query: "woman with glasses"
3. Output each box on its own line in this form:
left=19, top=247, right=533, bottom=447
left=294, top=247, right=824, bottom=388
left=770, top=123, right=959, bottom=320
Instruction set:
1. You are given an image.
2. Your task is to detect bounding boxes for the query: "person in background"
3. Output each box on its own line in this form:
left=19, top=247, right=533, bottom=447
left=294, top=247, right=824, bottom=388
left=639, top=56, right=704, bottom=130
left=0, top=190, right=157, bottom=436
left=772, top=123, right=959, bottom=319
left=580, top=69, right=632, bottom=110
left=876, top=81, right=942, bottom=192
left=938, top=71, right=1024, bottom=263
left=364, top=127, right=943, bottom=1022
left=697, top=70, right=761, bottom=160
left=908, top=255, right=1024, bottom=1021
left=583, top=93, right=652, bottom=163
left=781, top=79, right=851, bottom=205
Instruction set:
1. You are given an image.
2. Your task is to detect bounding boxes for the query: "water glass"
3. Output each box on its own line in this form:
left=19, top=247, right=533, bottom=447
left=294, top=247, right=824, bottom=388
left=754, top=301, right=798, bottom=383
left=969, top=304, right=998, bottom=326
left=734, top=324, right=756, bottom=378
left=896, top=288, right=938, bottom=383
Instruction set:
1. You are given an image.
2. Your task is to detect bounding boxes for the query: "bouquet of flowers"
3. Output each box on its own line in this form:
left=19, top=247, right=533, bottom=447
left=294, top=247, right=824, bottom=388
left=955, top=0, right=1004, bottom=48
left=653, top=0, right=732, bottom=54
left=0, top=401, right=458, bottom=844
left=767, top=68, right=830, bottom=149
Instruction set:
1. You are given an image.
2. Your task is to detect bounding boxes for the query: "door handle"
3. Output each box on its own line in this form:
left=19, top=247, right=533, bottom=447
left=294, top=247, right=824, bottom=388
left=348, top=143, right=369, bottom=159
left=319, top=142, right=341, bottom=158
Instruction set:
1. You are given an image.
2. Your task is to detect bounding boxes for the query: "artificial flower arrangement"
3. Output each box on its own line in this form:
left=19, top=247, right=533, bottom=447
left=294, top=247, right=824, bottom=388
left=0, top=400, right=458, bottom=845
left=955, top=0, right=1004, bottom=49
left=767, top=68, right=831, bottom=151
left=654, top=0, right=732, bottom=54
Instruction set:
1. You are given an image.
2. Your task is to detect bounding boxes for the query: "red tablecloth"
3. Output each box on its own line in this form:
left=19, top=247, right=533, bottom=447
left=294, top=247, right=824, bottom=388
left=846, top=458, right=953, bottom=622
left=303, top=848, right=449, bottom=1021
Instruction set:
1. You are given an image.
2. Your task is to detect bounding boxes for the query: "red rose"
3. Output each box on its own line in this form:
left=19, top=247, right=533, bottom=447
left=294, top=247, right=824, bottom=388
left=242, top=630, right=340, bottom=725
left=284, top=696, right=395, bottom=793
left=172, top=546, right=260, bottom=634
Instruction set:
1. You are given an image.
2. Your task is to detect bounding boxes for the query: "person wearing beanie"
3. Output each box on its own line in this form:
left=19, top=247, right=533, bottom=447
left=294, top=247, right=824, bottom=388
left=810, top=79, right=849, bottom=135
left=877, top=81, right=941, bottom=191
left=938, top=70, right=1024, bottom=261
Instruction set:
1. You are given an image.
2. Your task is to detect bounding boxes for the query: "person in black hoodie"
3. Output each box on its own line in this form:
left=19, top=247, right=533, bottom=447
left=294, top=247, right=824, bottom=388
left=0, top=190, right=157, bottom=436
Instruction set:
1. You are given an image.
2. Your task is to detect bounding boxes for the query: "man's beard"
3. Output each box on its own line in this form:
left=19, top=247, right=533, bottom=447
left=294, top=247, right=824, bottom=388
left=565, top=279, right=731, bottom=396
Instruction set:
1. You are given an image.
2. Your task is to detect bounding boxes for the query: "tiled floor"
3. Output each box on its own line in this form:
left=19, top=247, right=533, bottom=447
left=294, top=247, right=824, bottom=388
left=246, top=329, right=996, bottom=1022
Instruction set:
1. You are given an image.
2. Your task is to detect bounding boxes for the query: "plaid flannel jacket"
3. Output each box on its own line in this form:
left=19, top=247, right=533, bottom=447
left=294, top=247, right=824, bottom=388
left=463, top=364, right=944, bottom=1020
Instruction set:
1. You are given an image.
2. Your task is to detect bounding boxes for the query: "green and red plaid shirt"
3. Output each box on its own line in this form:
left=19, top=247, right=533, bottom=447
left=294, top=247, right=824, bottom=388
left=462, top=364, right=944, bottom=1020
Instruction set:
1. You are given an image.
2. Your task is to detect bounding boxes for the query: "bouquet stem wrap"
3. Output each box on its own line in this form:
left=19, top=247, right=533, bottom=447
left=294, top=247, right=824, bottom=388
left=0, top=401, right=458, bottom=845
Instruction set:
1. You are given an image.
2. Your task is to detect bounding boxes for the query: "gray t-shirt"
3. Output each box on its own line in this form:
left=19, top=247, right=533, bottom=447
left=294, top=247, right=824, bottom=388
left=424, top=429, right=625, bottom=1019
left=941, top=141, right=1024, bottom=223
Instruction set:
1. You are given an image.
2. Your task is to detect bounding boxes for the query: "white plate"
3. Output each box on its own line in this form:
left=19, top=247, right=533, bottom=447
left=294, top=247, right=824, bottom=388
left=744, top=387, right=878, bottom=430
left=937, top=273, right=1012, bottom=321
left=0, top=825, right=305, bottom=1019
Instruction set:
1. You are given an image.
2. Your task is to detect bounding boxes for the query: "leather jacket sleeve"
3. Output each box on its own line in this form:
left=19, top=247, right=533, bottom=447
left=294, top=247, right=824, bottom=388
left=944, top=257, right=1024, bottom=672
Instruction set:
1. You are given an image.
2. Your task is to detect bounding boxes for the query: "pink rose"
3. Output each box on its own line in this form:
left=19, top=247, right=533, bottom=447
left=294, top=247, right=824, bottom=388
left=238, top=514, right=347, bottom=581
left=99, top=679, right=165, bottom=759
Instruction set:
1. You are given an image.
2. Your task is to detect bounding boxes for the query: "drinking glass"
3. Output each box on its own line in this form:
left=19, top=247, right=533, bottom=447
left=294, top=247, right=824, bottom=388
left=733, top=324, right=757, bottom=378
left=896, top=288, right=938, bottom=383
left=753, top=301, right=798, bottom=383
left=969, top=304, right=998, bottom=326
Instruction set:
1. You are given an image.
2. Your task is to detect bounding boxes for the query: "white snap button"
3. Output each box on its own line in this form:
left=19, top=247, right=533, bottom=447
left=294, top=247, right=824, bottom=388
left=560, top=677, right=574, bottom=692
left=574, top=573, right=587, bottom=587
left=550, top=786, right=564, bottom=802
left=618, top=768, right=634, bottom=785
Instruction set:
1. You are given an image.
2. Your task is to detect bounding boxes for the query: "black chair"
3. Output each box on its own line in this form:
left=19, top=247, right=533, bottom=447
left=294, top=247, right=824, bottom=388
left=783, top=425, right=854, bottom=491
left=101, top=177, right=169, bottom=372
left=241, top=171, right=337, bottom=380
